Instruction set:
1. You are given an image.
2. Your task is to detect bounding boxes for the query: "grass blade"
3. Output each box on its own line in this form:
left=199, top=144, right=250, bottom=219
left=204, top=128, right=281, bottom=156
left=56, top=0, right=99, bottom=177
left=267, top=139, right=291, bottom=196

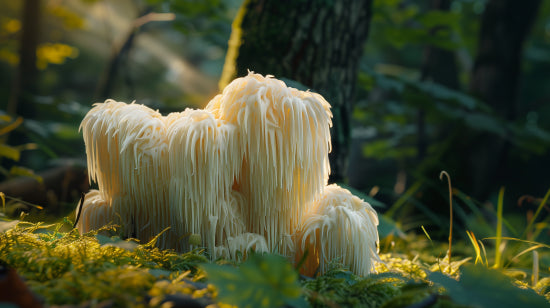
left=440, top=171, right=453, bottom=270
left=507, top=244, right=545, bottom=267
left=421, top=225, right=432, bottom=243
left=384, top=180, right=422, bottom=218
left=522, top=188, right=550, bottom=241
left=466, top=230, right=483, bottom=265
left=494, top=187, right=505, bottom=268
left=482, top=237, right=550, bottom=249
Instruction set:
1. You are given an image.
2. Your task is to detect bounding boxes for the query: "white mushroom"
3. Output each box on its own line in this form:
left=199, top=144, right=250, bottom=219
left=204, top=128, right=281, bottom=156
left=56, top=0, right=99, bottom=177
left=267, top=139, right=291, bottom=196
left=296, top=184, right=380, bottom=276
left=76, top=73, right=380, bottom=276
left=75, top=190, right=112, bottom=233
left=206, top=73, right=332, bottom=256
left=167, top=108, right=245, bottom=253
left=79, top=100, right=172, bottom=247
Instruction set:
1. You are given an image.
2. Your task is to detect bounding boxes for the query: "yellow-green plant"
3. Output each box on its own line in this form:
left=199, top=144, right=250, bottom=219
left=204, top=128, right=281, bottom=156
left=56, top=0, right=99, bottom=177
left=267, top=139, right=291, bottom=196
left=0, top=113, right=41, bottom=182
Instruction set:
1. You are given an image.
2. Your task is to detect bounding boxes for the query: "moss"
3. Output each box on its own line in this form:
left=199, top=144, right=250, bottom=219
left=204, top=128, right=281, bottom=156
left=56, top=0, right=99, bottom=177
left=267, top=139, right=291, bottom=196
left=1, top=219, right=548, bottom=307
left=0, top=221, right=210, bottom=307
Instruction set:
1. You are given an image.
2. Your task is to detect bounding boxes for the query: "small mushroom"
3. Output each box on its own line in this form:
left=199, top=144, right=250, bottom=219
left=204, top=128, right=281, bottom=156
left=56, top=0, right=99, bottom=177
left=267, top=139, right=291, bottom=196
left=296, top=184, right=380, bottom=276
left=75, top=190, right=111, bottom=234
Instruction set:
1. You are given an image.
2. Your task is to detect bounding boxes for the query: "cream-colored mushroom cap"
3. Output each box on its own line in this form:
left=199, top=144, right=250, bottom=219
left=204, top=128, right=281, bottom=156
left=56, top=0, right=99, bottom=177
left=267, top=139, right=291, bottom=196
left=206, top=73, right=333, bottom=256
left=297, top=184, right=380, bottom=276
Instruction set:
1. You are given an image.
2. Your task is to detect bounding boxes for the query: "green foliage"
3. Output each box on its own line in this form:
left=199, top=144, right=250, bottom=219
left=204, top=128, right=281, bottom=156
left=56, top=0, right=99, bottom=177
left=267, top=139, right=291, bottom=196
left=494, top=187, right=505, bottom=268
left=354, top=0, right=550, bottom=238
left=430, top=264, right=549, bottom=308
left=522, top=188, right=550, bottom=241
left=0, top=113, right=42, bottom=182
left=378, top=172, right=550, bottom=280
left=202, top=253, right=306, bottom=308
left=356, top=67, right=550, bottom=162
left=366, top=0, right=478, bottom=62
left=151, top=0, right=234, bottom=47
left=304, top=267, right=405, bottom=308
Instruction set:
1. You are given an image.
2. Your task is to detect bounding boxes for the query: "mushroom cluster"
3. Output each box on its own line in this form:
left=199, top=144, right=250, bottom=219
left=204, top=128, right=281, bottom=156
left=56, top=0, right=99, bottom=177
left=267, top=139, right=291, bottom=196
left=76, top=73, right=380, bottom=275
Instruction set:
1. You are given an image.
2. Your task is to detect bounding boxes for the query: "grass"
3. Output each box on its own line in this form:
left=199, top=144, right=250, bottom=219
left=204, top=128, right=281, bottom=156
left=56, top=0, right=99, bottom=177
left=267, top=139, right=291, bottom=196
left=494, top=187, right=505, bottom=269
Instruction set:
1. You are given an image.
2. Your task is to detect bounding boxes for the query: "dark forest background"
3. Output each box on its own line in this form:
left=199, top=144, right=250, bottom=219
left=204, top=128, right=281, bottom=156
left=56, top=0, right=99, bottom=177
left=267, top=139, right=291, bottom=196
left=1, top=0, right=549, bottom=242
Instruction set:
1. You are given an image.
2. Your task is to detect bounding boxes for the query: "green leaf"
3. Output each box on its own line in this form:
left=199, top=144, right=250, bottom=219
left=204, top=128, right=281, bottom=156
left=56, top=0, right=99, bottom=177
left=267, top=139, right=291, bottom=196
left=0, top=144, right=20, bottom=161
left=374, top=72, right=406, bottom=93
left=417, top=10, right=460, bottom=32
left=464, top=113, right=506, bottom=137
left=412, top=80, right=480, bottom=110
left=9, top=166, right=42, bottom=183
left=362, top=140, right=417, bottom=160
left=429, top=264, right=549, bottom=308
left=202, top=254, right=304, bottom=308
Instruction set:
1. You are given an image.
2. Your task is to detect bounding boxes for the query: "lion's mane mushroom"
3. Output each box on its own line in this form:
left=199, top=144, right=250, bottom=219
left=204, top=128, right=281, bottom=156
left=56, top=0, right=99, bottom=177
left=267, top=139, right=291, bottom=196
left=206, top=73, right=332, bottom=256
left=76, top=72, right=380, bottom=276
left=166, top=108, right=247, bottom=255
left=296, top=184, right=381, bottom=276
left=79, top=100, right=176, bottom=248
left=75, top=189, right=112, bottom=233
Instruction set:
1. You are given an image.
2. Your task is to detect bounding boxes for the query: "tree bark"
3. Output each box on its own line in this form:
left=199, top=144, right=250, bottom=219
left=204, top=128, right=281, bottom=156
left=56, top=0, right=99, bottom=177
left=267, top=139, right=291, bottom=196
left=8, top=0, right=41, bottom=118
left=418, top=0, right=459, bottom=162
left=471, top=0, right=540, bottom=120
left=462, top=0, right=541, bottom=199
left=220, top=0, right=373, bottom=183
left=420, top=0, right=459, bottom=90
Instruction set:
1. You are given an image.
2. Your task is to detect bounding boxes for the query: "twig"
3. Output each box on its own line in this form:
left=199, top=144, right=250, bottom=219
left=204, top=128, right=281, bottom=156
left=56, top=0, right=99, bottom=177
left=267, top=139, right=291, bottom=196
left=134, top=12, right=175, bottom=28
left=439, top=171, right=453, bottom=271
left=72, top=192, right=86, bottom=229
left=4, top=195, right=43, bottom=210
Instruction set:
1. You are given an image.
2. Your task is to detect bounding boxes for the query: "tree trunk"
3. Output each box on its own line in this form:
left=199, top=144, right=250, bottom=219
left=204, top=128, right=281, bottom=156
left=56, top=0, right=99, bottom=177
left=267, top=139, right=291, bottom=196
left=471, top=0, right=540, bottom=120
left=220, top=0, right=373, bottom=183
left=8, top=0, right=41, bottom=118
left=462, top=0, right=540, bottom=199
left=418, top=0, right=459, bottom=162
left=420, top=0, right=459, bottom=90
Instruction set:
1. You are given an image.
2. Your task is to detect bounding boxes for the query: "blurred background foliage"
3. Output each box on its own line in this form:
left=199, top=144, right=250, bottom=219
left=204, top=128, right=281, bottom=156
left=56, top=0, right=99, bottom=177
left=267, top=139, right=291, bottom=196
left=0, top=0, right=549, bottom=247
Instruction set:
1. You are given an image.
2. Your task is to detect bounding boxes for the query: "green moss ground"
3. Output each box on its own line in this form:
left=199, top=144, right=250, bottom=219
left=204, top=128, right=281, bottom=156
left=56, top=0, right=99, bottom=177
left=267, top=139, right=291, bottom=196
left=0, top=218, right=549, bottom=308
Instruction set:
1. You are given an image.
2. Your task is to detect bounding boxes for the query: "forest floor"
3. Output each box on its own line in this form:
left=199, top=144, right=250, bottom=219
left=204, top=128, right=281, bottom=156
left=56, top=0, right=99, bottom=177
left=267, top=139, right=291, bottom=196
left=1, top=216, right=549, bottom=308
